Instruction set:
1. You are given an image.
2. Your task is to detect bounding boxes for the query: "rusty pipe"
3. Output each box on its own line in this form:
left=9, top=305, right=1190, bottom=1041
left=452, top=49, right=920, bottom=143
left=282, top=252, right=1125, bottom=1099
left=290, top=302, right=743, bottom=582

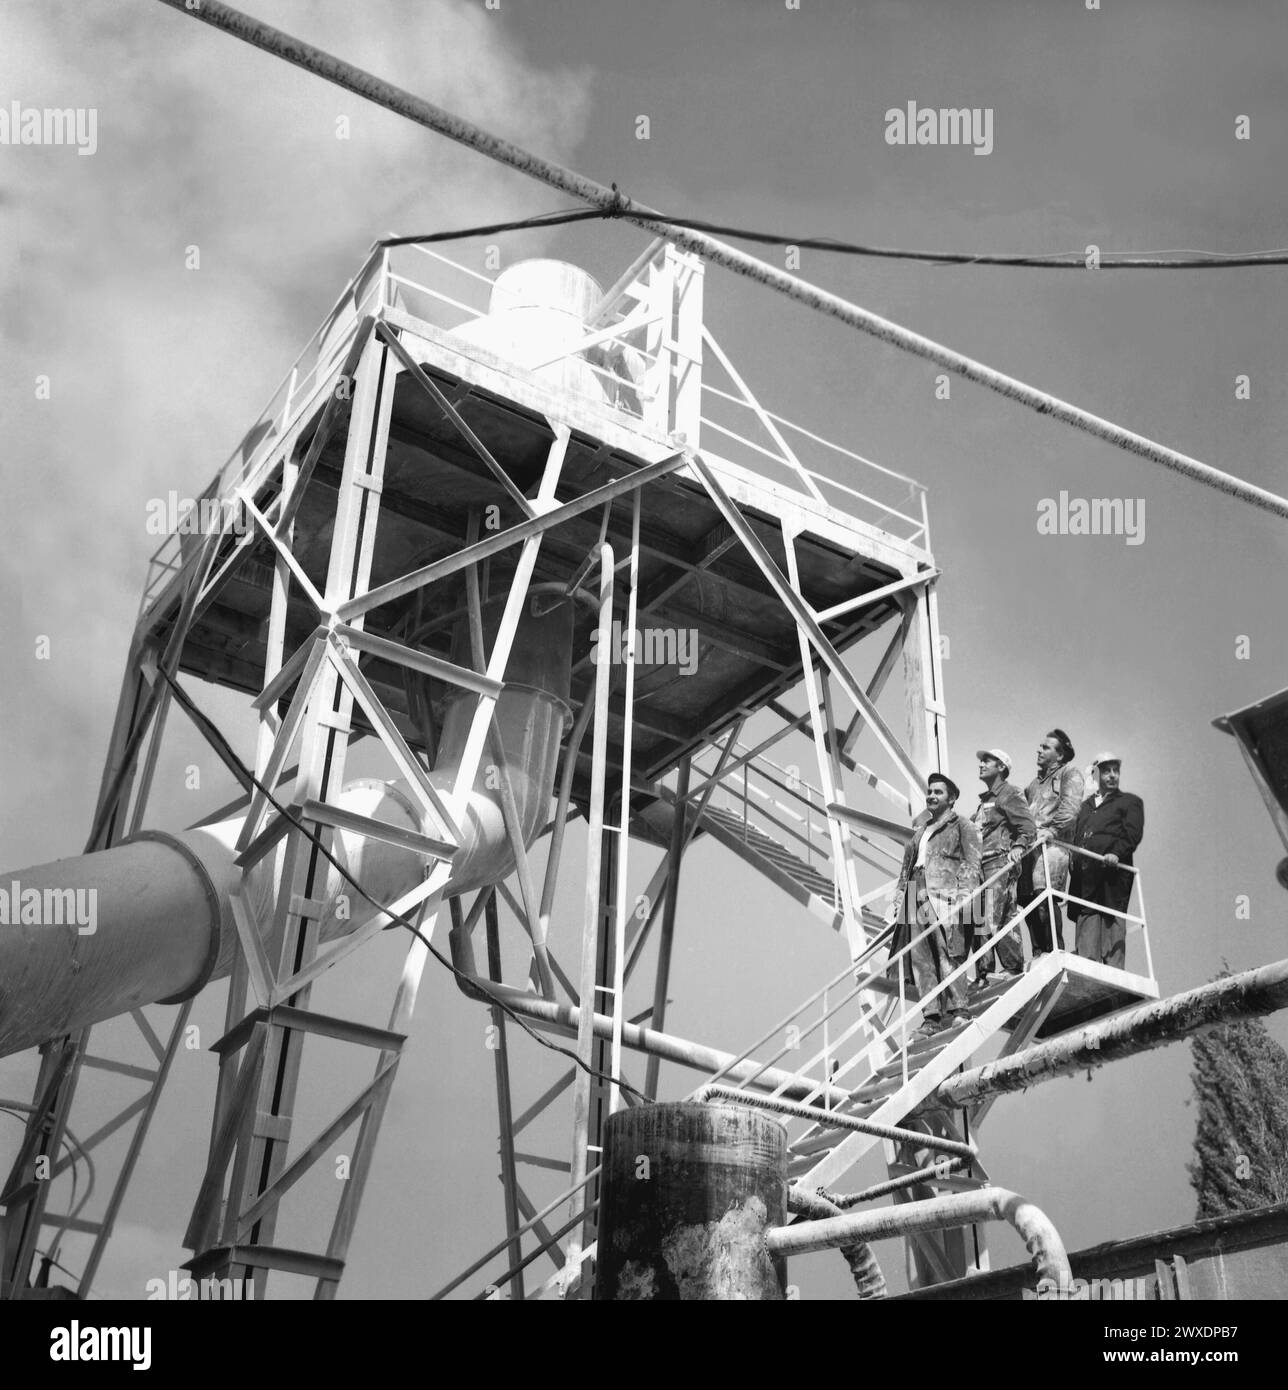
left=476, top=979, right=851, bottom=1106
left=922, top=958, right=1288, bottom=1114
left=765, top=1187, right=1071, bottom=1291
left=786, top=1185, right=887, bottom=1298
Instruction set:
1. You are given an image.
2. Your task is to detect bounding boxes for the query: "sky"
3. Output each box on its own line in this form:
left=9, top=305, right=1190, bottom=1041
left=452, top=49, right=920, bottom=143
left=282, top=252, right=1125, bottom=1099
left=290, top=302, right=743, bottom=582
left=2, top=0, right=1287, bottom=1302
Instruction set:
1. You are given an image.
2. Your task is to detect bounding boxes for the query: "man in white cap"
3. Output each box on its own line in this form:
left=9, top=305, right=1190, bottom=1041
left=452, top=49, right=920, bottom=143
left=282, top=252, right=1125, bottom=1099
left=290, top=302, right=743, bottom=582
left=1068, top=753, right=1144, bottom=970
left=969, top=749, right=1037, bottom=983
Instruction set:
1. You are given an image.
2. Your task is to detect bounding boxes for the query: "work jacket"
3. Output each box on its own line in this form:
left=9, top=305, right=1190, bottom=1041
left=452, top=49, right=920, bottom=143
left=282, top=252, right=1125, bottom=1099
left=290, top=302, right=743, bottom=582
left=1068, top=789, right=1145, bottom=918
left=971, top=780, right=1037, bottom=864
left=1024, top=763, right=1085, bottom=840
left=894, top=808, right=983, bottom=919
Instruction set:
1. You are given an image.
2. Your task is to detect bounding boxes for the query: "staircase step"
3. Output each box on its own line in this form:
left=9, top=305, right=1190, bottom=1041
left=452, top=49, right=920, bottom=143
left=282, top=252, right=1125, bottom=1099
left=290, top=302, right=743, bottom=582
left=763, top=853, right=822, bottom=874
left=790, top=1130, right=847, bottom=1160
left=731, top=840, right=817, bottom=869
left=719, top=840, right=830, bottom=880
left=705, top=812, right=809, bottom=849
left=834, top=982, right=1031, bottom=1110
left=787, top=1152, right=831, bottom=1178
left=701, top=810, right=836, bottom=896
left=791, top=970, right=1055, bottom=1194
left=749, top=840, right=813, bottom=861
left=786, top=1038, right=965, bottom=1158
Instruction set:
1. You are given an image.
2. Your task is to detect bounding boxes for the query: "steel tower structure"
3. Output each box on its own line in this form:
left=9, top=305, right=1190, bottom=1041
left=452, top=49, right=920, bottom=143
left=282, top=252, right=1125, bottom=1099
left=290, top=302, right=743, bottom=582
left=0, top=233, right=1160, bottom=1301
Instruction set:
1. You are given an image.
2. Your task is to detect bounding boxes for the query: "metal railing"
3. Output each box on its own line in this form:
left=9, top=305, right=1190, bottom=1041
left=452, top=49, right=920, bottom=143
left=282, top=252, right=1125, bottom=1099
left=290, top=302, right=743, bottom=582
left=698, top=324, right=930, bottom=552
left=385, top=238, right=673, bottom=428
left=686, top=741, right=904, bottom=912
left=137, top=242, right=391, bottom=620
left=686, top=838, right=1155, bottom=1153
left=137, top=237, right=931, bottom=630
left=136, top=238, right=674, bottom=624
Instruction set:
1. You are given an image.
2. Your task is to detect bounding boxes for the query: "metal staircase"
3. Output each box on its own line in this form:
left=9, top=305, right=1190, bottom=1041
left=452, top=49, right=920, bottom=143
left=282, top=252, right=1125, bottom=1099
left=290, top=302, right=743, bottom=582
left=785, top=955, right=1067, bottom=1187
left=698, top=805, right=841, bottom=928
left=448, top=735, right=1159, bottom=1297
left=679, top=837, right=1160, bottom=1287
left=639, top=737, right=899, bottom=941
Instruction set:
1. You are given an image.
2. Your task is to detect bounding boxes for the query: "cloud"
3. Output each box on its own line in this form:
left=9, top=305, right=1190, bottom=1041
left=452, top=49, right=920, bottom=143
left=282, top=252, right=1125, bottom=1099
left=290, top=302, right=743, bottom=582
left=80, top=1219, right=189, bottom=1301
left=0, top=0, right=594, bottom=866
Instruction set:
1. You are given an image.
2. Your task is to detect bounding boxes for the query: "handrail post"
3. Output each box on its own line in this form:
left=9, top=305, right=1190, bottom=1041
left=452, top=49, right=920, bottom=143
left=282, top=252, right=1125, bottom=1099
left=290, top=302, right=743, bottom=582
left=898, top=944, right=908, bottom=1087
left=1041, top=841, right=1058, bottom=954
left=1135, top=872, right=1154, bottom=983
left=281, top=366, right=297, bottom=435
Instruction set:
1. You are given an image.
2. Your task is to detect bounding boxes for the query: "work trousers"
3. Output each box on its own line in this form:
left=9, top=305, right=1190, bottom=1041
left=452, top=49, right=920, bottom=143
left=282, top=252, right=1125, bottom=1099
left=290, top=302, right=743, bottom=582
left=1075, top=909, right=1127, bottom=971
left=975, top=856, right=1023, bottom=975
left=895, top=873, right=968, bottom=1018
left=1018, top=844, right=1070, bottom=954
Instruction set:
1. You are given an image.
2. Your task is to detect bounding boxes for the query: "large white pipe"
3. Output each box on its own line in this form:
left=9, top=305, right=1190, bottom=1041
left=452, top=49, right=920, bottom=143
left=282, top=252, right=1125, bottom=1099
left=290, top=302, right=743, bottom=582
left=0, top=257, right=617, bottom=1059
left=0, top=580, right=572, bottom=1059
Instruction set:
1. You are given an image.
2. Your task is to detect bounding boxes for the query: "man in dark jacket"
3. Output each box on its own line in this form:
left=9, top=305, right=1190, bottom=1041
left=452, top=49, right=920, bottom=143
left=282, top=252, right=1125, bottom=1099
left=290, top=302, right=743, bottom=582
left=888, top=773, right=983, bottom=1035
left=969, top=749, right=1037, bottom=982
left=1069, top=753, right=1144, bottom=970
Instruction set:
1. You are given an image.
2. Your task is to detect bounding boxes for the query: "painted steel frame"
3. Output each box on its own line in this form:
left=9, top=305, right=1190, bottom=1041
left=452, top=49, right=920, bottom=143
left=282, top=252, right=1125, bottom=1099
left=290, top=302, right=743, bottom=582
left=4, top=237, right=955, bottom=1302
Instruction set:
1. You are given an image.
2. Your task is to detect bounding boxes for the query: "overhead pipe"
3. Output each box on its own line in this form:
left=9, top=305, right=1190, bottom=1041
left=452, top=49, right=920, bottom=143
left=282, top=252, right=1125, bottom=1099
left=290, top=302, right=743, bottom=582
left=469, top=958, right=1288, bottom=1124
left=473, top=982, right=851, bottom=1107
left=818, top=1156, right=968, bottom=1209
left=922, top=958, right=1288, bottom=1114
left=765, top=1187, right=1072, bottom=1292
left=697, top=1083, right=975, bottom=1158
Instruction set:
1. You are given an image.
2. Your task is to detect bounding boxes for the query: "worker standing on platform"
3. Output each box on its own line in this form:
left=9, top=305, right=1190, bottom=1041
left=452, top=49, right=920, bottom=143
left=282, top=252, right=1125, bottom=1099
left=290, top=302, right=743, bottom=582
left=969, top=749, right=1036, bottom=984
left=1068, top=754, right=1144, bottom=970
left=888, top=774, right=982, bottom=1035
left=1016, top=728, right=1084, bottom=958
